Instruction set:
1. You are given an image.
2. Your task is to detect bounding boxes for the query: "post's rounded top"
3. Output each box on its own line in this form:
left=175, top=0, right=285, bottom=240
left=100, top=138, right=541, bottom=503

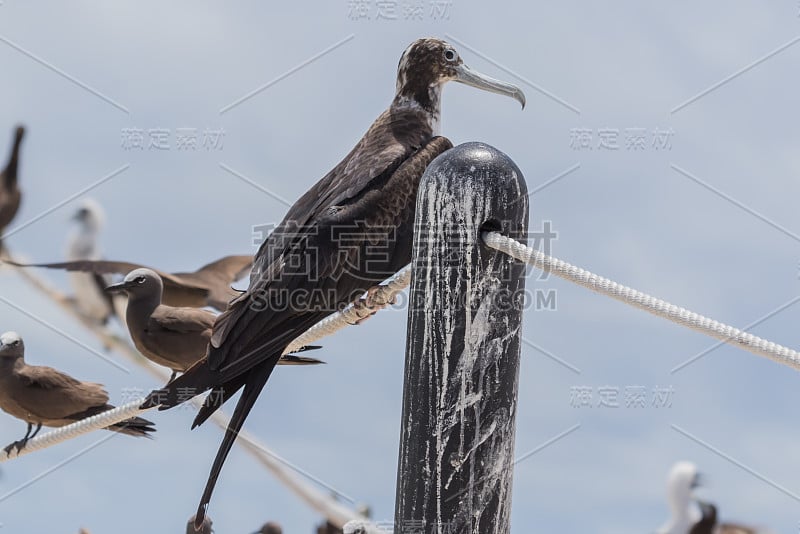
left=424, top=141, right=527, bottom=198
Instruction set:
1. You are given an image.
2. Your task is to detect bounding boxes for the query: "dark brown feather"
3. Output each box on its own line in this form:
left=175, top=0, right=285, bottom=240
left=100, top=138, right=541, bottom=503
left=0, top=358, right=154, bottom=436
left=150, top=135, right=451, bottom=528
left=1, top=256, right=250, bottom=310
left=0, top=126, right=25, bottom=240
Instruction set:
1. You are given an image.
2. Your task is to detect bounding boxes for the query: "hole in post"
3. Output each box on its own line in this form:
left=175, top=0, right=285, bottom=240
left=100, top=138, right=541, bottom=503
left=480, top=219, right=502, bottom=233
left=479, top=218, right=502, bottom=249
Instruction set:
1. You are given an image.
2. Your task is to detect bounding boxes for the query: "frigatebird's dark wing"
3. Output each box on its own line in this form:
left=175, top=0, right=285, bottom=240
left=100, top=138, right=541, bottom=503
left=211, top=106, right=439, bottom=358
left=209, top=121, right=452, bottom=374
left=144, top=134, right=452, bottom=528
left=156, top=134, right=453, bottom=525
left=268, top=108, right=434, bottom=241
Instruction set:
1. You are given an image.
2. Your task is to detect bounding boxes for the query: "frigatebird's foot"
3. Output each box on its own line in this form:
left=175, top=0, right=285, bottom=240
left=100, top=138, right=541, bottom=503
left=3, top=438, right=28, bottom=456
left=365, top=285, right=396, bottom=308
left=349, top=286, right=394, bottom=325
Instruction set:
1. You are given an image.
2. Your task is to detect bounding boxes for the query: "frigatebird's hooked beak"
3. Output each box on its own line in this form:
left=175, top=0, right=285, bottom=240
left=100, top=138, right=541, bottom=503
left=453, top=63, right=526, bottom=109
left=105, top=280, right=133, bottom=293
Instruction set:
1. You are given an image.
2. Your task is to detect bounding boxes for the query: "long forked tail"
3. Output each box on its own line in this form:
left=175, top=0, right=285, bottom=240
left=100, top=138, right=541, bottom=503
left=194, top=358, right=276, bottom=529
left=140, top=349, right=321, bottom=412
left=192, top=373, right=248, bottom=429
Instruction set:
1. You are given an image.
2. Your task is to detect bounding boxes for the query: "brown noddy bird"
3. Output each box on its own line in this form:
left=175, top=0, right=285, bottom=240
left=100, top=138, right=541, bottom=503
left=187, top=514, right=213, bottom=534
left=106, top=268, right=322, bottom=381
left=0, top=331, right=155, bottom=454
left=5, top=253, right=253, bottom=311
left=0, top=126, right=24, bottom=249
left=145, top=37, right=525, bottom=528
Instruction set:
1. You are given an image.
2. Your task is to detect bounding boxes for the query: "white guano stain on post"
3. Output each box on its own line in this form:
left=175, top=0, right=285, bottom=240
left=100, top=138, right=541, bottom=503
left=397, top=143, right=527, bottom=534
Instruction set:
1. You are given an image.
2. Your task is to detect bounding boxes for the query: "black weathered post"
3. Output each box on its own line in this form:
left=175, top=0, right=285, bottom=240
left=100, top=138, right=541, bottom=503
left=394, top=142, right=528, bottom=534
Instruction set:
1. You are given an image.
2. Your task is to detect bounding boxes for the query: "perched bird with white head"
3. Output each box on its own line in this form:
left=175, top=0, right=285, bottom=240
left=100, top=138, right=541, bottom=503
left=659, top=461, right=773, bottom=534
left=0, top=331, right=155, bottom=454
left=658, top=461, right=703, bottom=534
left=145, top=37, right=526, bottom=528
left=65, top=199, right=118, bottom=325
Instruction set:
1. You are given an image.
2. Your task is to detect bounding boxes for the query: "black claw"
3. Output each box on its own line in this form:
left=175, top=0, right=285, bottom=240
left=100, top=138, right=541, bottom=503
left=4, top=439, right=27, bottom=456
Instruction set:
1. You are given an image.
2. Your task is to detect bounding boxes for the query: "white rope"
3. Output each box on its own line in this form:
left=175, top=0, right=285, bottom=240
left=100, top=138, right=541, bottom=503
left=483, top=231, right=800, bottom=372
left=7, top=230, right=800, bottom=466
left=0, top=262, right=414, bottom=461
left=0, top=399, right=151, bottom=461
left=3, top=249, right=376, bottom=529
left=284, top=266, right=411, bottom=355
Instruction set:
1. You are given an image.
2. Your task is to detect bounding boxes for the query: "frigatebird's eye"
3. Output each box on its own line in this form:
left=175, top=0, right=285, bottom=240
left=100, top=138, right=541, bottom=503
left=136, top=276, right=146, bottom=284
left=12, top=340, right=20, bottom=346
left=444, top=49, right=457, bottom=62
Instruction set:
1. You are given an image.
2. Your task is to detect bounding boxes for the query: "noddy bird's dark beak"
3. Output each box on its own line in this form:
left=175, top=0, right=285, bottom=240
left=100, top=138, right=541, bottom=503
left=105, top=280, right=133, bottom=293
left=453, top=63, right=526, bottom=109
left=691, top=471, right=705, bottom=489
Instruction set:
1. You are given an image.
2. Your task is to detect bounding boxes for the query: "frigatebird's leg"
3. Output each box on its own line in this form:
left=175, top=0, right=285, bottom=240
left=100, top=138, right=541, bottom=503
left=4, top=422, right=36, bottom=455
left=29, top=423, right=42, bottom=439
left=348, top=286, right=396, bottom=325
left=168, top=370, right=178, bottom=383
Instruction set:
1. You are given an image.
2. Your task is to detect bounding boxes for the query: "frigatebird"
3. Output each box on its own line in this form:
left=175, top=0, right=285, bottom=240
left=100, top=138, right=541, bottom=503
left=5, top=253, right=253, bottom=311
left=144, top=37, right=526, bottom=527
left=0, top=331, right=155, bottom=454
left=0, top=126, right=25, bottom=250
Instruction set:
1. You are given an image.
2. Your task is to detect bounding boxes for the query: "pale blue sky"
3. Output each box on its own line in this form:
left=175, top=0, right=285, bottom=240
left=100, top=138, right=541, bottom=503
left=0, top=2, right=799, bottom=533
